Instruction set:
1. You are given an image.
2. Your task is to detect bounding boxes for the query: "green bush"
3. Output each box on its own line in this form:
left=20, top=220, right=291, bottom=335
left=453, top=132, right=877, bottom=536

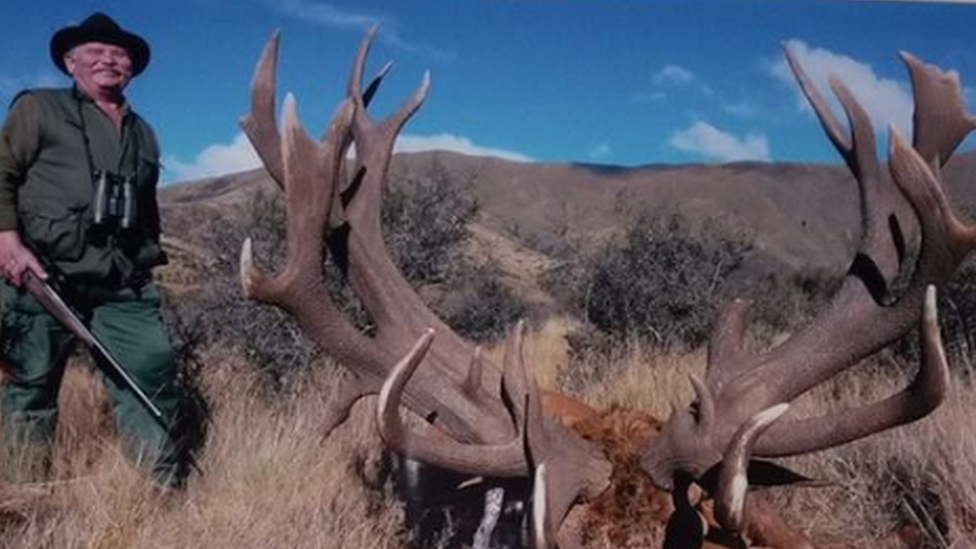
left=570, top=210, right=754, bottom=348
left=382, top=161, right=478, bottom=285
left=439, top=262, right=530, bottom=343
left=170, top=161, right=526, bottom=385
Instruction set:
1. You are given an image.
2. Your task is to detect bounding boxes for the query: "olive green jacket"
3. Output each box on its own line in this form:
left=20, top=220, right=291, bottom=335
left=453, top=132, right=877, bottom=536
left=0, top=87, right=166, bottom=286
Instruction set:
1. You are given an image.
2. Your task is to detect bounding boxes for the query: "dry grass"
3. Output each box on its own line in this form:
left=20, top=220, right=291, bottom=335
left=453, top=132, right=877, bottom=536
left=767, top=359, right=976, bottom=548
left=2, top=327, right=976, bottom=548
left=0, top=352, right=405, bottom=549
left=556, top=335, right=976, bottom=549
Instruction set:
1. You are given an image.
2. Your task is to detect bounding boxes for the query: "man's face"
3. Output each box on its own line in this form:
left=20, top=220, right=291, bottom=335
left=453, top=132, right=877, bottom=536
left=64, top=41, right=133, bottom=97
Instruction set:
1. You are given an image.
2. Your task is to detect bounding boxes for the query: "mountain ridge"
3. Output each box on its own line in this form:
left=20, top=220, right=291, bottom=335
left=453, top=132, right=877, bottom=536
left=159, top=150, right=976, bottom=287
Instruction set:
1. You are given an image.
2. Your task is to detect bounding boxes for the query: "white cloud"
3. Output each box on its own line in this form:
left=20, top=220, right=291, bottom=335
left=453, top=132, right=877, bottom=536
left=162, top=131, right=531, bottom=183
left=634, top=90, right=667, bottom=103
left=162, top=132, right=262, bottom=183
left=589, top=143, right=612, bottom=160
left=394, top=133, right=533, bottom=162
left=255, top=0, right=378, bottom=30
left=771, top=39, right=913, bottom=138
left=670, top=121, right=771, bottom=163
left=254, top=0, right=453, bottom=61
left=723, top=100, right=759, bottom=118
left=642, top=64, right=715, bottom=104
left=653, top=65, right=697, bottom=87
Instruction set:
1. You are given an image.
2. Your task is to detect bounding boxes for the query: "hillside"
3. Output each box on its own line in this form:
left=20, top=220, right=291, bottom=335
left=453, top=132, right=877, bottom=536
left=158, top=150, right=976, bottom=297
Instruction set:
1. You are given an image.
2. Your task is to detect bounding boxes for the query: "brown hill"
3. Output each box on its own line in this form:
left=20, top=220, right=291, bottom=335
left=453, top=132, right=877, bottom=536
left=158, top=150, right=976, bottom=294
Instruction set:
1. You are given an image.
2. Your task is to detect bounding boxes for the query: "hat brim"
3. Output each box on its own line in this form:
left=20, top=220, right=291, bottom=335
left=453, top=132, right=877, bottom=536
left=50, top=26, right=150, bottom=77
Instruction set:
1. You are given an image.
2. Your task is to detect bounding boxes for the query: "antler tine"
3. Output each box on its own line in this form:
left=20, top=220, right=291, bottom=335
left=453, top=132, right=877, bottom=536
left=746, top=57, right=973, bottom=454
left=827, top=69, right=910, bottom=286
left=523, top=335, right=612, bottom=549
left=240, top=30, right=285, bottom=186
left=240, top=94, right=352, bottom=303
left=347, top=24, right=429, bottom=138
left=642, top=48, right=975, bottom=496
left=889, top=129, right=976, bottom=277
left=239, top=35, right=617, bottom=539
left=462, top=346, right=485, bottom=397
left=826, top=75, right=882, bottom=180
left=748, top=89, right=974, bottom=458
left=757, top=285, right=948, bottom=456
left=784, top=43, right=891, bottom=191
left=902, top=51, right=976, bottom=168
left=361, top=60, right=393, bottom=109
left=502, top=321, right=530, bottom=424
left=714, top=403, right=790, bottom=533
left=375, top=329, right=532, bottom=477
left=238, top=87, right=392, bottom=437
left=349, top=69, right=430, bottom=184
left=390, top=70, right=432, bottom=136
left=532, top=463, right=556, bottom=549
left=784, top=44, right=909, bottom=293
left=526, top=397, right=612, bottom=549
left=348, top=24, right=380, bottom=108
left=239, top=94, right=318, bottom=304
left=782, top=44, right=851, bottom=157
left=336, top=29, right=474, bottom=362
left=330, top=61, right=390, bottom=228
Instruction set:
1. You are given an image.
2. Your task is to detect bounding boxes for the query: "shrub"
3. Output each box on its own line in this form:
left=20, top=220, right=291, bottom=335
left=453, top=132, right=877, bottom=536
left=938, top=255, right=976, bottom=369
left=564, top=210, right=754, bottom=349
left=438, top=262, right=530, bottom=343
left=163, top=190, right=321, bottom=389
left=382, top=160, right=478, bottom=285
left=169, top=160, right=524, bottom=385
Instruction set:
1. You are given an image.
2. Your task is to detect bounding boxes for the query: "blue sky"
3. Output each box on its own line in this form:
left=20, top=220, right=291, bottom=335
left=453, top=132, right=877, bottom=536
left=1, top=0, right=975, bottom=183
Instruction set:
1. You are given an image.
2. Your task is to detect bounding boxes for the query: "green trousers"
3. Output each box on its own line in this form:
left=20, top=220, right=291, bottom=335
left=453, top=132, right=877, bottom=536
left=0, top=280, right=186, bottom=487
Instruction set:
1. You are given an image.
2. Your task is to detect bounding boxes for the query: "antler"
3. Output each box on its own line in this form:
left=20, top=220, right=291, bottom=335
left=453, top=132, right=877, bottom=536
left=377, top=322, right=610, bottom=549
left=239, top=28, right=612, bottom=546
left=240, top=29, right=975, bottom=546
left=642, top=46, right=976, bottom=533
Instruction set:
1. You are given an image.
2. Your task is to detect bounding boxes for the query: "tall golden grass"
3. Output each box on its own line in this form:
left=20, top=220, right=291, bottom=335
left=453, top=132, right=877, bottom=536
left=559, top=323, right=976, bottom=548
left=0, top=351, right=404, bottom=549
left=0, top=320, right=974, bottom=548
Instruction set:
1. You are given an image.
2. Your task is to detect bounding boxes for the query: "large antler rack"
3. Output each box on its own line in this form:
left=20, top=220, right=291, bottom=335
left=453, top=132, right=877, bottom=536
left=238, top=27, right=612, bottom=549
left=642, top=46, right=976, bottom=534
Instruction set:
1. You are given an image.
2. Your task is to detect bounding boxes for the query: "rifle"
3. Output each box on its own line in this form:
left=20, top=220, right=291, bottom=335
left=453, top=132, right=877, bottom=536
left=22, top=270, right=170, bottom=429
left=21, top=267, right=201, bottom=477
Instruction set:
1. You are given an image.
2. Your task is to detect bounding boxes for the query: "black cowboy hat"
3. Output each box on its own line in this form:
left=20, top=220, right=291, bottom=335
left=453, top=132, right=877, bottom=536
left=50, top=13, right=150, bottom=77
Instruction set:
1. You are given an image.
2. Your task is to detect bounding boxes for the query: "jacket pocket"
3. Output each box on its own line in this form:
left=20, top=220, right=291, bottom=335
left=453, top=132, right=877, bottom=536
left=20, top=201, right=89, bottom=262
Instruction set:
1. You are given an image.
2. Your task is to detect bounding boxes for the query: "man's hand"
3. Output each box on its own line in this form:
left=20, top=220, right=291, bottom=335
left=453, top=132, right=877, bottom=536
left=0, top=230, right=47, bottom=287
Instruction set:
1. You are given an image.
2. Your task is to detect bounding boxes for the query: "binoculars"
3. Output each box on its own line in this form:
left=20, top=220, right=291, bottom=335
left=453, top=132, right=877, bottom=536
left=92, top=170, right=137, bottom=230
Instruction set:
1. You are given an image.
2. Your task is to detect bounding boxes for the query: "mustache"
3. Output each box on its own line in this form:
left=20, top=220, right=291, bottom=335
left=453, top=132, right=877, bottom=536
left=92, top=67, right=129, bottom=77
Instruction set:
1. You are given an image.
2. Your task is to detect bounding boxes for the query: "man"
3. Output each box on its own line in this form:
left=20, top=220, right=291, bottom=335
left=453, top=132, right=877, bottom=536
left=0, top=13, right=187, bottom=488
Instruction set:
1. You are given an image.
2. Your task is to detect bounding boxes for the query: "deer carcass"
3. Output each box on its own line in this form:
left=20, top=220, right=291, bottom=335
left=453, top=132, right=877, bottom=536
left=238, top=27, right=976, bottom=549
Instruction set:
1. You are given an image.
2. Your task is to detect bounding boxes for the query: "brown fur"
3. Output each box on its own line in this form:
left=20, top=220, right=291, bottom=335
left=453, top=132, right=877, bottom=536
left=571, top=406, right=674, bottom=547
left=566, top=405, right=832, bottom=549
